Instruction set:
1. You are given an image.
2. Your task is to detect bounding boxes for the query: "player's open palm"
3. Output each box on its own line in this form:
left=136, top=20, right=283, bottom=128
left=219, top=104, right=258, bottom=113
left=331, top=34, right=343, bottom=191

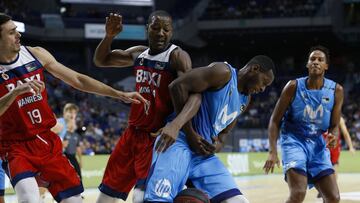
left=155, top=122, right=179, bottom=153
left=15, top=80, right=44, bottom=95
left=105, top=13, right=123, bottom=38
left=263, top=152, right=280, bottom=174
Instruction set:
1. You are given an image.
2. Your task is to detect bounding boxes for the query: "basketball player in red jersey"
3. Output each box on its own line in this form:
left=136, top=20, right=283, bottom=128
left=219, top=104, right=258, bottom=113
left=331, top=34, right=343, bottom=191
left=94, top=11, right=205, bottom=203
left=0, top=13, right=147, bottom=203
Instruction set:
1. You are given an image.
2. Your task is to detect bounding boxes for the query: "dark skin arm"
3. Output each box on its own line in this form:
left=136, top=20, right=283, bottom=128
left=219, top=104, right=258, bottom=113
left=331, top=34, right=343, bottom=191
left=155, top=62, right=232, bottom=154
left=263, top=80, right=296, bottom=174
left=155, top=48, right=203, bottom=152
left=326, top=84, right=344, bottom=148
left=93, top=13, right=147, bottom=68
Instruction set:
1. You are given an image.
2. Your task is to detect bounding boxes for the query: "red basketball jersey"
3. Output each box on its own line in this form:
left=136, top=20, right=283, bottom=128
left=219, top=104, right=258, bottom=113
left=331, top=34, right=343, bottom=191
left=0, top=46, right=56, bottom=141
left=128, top=44, right=178, bottom=132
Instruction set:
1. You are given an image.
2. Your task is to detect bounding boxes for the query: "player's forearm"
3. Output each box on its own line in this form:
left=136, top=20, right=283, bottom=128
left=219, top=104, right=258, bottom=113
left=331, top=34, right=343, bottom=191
left=328, top=125, right=340, bottom=138
left=170, top=94, right=201, bottom=131
left=343, top=132, right=354, bottom=149
left=73, top=74, right=121, bottom=99
left=93, top=36, right=115, bottom=67
left=0, top=90, right=20, bottom=116
left=268, top=121, right=280, bottom=153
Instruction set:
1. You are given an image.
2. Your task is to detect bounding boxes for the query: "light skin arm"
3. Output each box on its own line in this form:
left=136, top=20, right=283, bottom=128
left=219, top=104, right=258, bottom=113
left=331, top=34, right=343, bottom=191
left=263, top=80, right=297, bottom=174
left=156, top=62, right=232, bottom=154
left=0, top=80, right=44, bottom=116
left=28, top=46, right=148, bottom=105
left=93, top=13, right=147, bottom=68
left=339, top=117, right=356, bottom=154
left=326, top=84, right=344, bottom=148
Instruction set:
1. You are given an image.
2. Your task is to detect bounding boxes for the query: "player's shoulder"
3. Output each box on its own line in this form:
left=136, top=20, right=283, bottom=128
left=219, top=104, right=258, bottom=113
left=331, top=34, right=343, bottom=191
left=169, top=46, right=190, bottom=61
left=208, top=62, right=232, bottom=76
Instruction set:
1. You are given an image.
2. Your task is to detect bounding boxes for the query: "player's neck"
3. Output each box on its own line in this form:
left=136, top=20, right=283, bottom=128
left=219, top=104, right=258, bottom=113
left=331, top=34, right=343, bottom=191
left=307, top=76, right=324, bottom=90
left=0, top=50, right=18, bottom=64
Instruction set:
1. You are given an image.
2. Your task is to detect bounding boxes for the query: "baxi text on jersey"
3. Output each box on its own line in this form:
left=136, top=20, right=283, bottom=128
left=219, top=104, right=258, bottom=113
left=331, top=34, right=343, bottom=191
left=5, top=74, right=41, bottom=92
left=17, top=94, right=43, bottom=107
left=136, top=69, right=161, bottom=87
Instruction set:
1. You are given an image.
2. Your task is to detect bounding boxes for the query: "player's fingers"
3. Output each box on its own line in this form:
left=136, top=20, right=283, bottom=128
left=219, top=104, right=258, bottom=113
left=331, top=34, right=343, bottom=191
left=29, top=82, right=41, bottom=95
left=201, top=139, right=215, bottom=152
left=134, top=93, right=148, bottom=105
left=155, top=136, right=165, bottom=152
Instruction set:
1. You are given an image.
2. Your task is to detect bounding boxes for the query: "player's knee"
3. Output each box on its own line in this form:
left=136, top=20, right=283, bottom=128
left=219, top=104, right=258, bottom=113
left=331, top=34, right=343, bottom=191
left=17, top=192, right=41, bottom=203
left=221, top=195, right=249, bottom=203
left=15, top=179, right=41, bottom=203
left=96, top=192, right=117, bottom=203
left=289, top=188, right=306, bottom=202
left=133, top=188, right=145, bottom=203
left=323, top=192, right=340, bottom=203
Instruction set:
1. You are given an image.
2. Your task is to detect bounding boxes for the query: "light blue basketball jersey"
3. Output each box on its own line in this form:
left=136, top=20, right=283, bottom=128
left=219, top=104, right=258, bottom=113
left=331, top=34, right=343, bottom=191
left=0, top=159, right=4, bottom=193
left=280, top=77, right=336, bottom=186
left=281, top=77, right=336, bottom=138
left=144, top=63, right=249, bottom=202
left=192, top=63, right=249, bottom=143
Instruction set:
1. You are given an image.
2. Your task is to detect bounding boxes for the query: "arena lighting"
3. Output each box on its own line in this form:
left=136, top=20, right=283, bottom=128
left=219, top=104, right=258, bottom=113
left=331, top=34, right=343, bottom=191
left=14, top=20, right=25, bottom=33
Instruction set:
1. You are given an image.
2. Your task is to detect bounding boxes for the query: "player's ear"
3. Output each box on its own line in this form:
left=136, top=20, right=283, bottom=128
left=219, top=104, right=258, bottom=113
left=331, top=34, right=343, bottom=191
left=250, top=64, right=260, bottom=72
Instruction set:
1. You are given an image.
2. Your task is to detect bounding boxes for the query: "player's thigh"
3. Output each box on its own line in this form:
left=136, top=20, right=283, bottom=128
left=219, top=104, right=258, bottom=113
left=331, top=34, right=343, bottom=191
left=144, top=138, right=192, bottom=201
left=314, top=173, right=339, bottom=200
left=286, top=169, right=308, bottom=195
left=190, top=155, right=241, bottom=201
left=281, top=136, right=307, bottom=173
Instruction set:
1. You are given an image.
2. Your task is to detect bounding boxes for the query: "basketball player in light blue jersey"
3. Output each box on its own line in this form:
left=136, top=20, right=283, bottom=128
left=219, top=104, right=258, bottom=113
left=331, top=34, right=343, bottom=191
left=263, top=45, right=343, bottom=203
left=0, top=160, right=4, bottom=203
left=144, top=55, right=275, bottom=203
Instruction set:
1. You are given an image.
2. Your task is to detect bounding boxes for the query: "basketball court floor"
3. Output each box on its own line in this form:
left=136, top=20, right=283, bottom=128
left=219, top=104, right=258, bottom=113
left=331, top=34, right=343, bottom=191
left=5, top=173, right=360, bottom=202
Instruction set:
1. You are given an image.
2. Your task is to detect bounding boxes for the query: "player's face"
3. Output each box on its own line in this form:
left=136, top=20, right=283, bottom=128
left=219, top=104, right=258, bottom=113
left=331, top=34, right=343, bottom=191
left=147, top=16, right=173, bottom=53
left=245, top=70, right=274, bottom=95
left=306, top=50, right=328, bottom=76
left=0, top=20, right=21, bottom=53
left=64, top=109, right=78, bottom=122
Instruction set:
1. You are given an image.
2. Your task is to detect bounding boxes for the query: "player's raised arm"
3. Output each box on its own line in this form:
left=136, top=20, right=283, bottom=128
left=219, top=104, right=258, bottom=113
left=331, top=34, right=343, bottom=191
left=28, top=46, right=148, bottom=105
left=264, top=80, right=296, bottom=174
left=93, top=13, right=147, bottom=68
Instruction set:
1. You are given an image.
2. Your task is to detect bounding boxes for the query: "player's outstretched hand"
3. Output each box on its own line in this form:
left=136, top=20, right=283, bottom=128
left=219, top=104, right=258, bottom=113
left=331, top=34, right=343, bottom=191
left=263, top=151, right=280, bottom=174
left=117, top=91, right=149, bottom=105
left=349, top=147, right=356, bottom=155
left=155, top=122, right=180, bottom=153
left=105, top=13, right=123, bottom=38
left=14, top=80, right=45, bottom=96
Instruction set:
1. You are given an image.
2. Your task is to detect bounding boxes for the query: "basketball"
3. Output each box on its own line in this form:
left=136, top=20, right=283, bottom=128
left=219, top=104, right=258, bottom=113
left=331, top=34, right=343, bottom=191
left=174, top=188, right=210, bottom=203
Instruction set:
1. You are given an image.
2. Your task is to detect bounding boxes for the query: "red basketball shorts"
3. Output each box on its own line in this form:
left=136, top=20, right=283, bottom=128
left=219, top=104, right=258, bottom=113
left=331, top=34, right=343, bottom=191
left=99, top=126, right=156, bottom=200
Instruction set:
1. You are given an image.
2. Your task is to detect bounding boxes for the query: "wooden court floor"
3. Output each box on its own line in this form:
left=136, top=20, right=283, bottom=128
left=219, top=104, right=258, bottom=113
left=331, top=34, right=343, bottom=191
left=16, top=173, right=359, bottom=203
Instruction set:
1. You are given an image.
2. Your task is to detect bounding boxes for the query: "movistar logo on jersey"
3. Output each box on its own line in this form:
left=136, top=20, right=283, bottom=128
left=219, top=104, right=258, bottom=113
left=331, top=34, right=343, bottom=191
left=214, top=104, right=238, bottom=132
left=303, top=104, right=323, bottom=120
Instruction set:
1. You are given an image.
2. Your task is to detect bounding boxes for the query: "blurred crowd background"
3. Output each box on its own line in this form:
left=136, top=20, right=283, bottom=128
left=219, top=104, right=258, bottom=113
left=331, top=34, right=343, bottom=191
left=2, top=0, right=360, bottom=154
